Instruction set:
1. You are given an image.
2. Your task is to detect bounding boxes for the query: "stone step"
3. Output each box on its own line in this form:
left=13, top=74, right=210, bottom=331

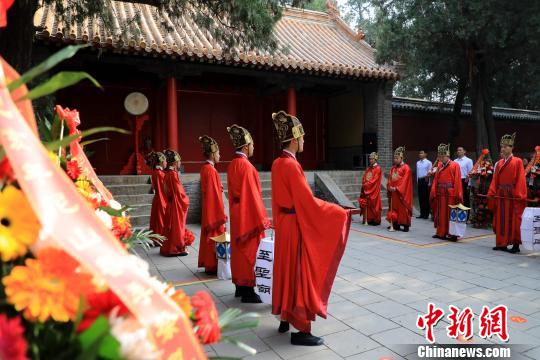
left=263, top=197, right=272, bottom=209
left=339, top=183, right=363, bottom=193
left=108, top=184, right=153, bottom=196
left=100, top=175, right=150, bottom=185
left=115, top=194, right=155, bottom=206
left=129, top=204, right=152, bottom=217
left=130, top=214, right=149, bottom=228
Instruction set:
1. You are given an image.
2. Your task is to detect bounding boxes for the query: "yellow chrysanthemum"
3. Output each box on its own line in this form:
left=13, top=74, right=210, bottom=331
left=47, top=151, right=59, bottom=165
left=0, top=186, right=40, bottom=261
left=75, top=176, right=93, bottom=198
left=3, top=248, right=94, bottom=322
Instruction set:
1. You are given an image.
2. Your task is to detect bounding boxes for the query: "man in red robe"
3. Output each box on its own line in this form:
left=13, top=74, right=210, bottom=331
left=387, top=146, right=413, bottom=231
left=271, top=111, right=353, bottom=346
left=160, top=149, right=194, bottom=256
left=147, top=151, right=167, bottom=239
left=226, top=124, right=270, bottom=303
left=430, top=144, right=463, bottom=241
left=488, top=133, right=527, bottom=253
left=359, top=152, right=382, bottom=225
left=198, top=136, right=227, bottom=275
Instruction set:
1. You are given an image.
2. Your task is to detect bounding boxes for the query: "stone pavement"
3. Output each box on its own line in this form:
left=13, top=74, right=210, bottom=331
left=136, top=217, right=540, bottom=359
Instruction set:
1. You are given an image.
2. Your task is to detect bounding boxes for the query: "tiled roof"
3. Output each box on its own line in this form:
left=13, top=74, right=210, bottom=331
left=393, top=97, right=540, bottom=122
left=33, top=3, right=397, bottom=81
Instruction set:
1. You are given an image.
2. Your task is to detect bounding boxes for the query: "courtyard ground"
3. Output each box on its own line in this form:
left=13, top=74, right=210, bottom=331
left=136, top=217, right=540, bottom=359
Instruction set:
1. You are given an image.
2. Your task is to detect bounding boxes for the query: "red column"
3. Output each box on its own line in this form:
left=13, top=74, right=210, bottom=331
left=167, top=77, right=178, bottom=150
left=287, top=86, right=297, bottom=116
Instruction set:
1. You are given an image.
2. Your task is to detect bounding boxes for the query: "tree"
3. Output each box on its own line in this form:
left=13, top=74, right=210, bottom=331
left=344, top=0, right=540, bottom=155
left=0, top=0, right=310, bottom=73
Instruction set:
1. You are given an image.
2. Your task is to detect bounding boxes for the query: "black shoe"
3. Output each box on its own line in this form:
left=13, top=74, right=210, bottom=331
left=508, top=245, right=520, bottom=254
left=447, top=236, right=458, bottom=242
left=432, top=235, right=443, bottom=239
left=241, top=287, right=262, bottom=303
left=234, top=285, right=242, bottom=298
left=278, top=321, right=290, bottom=333
left=416, top=216, right=423, bottom=219
left=401, top=225, right=409, bottom=232
left=205, top=269, right=217, bottom=275
left=368, top=221, right=380, bottom=226
left=492, top=246, right=508, bottom=251
left=291, top=332, right=324, bottom=346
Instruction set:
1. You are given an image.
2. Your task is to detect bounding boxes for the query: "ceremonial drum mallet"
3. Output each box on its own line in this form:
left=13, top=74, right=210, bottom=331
left=388, top=195, right=396, bottom=232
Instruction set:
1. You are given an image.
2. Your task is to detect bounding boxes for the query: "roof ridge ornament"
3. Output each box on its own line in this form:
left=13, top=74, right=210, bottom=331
left=326, top=0, right=340, bottom=18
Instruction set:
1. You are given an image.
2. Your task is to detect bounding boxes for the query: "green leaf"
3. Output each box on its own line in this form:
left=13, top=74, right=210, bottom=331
left=98, top=205, right=131, bottom=217
left=221, top=337, right=257, bottom=356
left=20, top=72, right=101, bottom=101
left=77, top=315, right=121, bottom=360
left=219, top=309, right=259, bottom=333
left=37, top=114, right=53, bottom=142
left=45, top=126, right=129, bottom=152
left=80, top=137, right=110, bottom=147
left=8, top=45, right=89, bottom=92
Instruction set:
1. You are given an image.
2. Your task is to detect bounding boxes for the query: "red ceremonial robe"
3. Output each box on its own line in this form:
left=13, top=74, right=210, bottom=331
left=487, top=156, right=527, bottom=247
left=160, top=169, right=193, bottom=256
left=198, top=162, right=227, bottom=272
left=360, top=164, right=382, bottom=224
left=272, top=151, right=352, bottom=332
left=149, top=167, right=167, bottom=236
left=227, top=153, right=269, bottom=287
left=430, top=161, right=463, bottom=237
left=387, top=163, right=413, bottom=226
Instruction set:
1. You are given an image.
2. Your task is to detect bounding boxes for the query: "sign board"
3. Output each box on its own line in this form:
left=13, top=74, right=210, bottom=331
left=521, top=207, right=540, bottom=251
left=255, top=236, right=274, bottom=304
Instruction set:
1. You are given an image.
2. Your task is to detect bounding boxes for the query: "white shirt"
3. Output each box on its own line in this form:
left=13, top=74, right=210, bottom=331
left=235, top=151, right=248, bottom=159
left=454, top=156, right=473, bottom=179
left=283, top=149, right=297, bottom=160
left=416, top=158, right=432, bottom=180
left=205, top=160, right=215, bottom=166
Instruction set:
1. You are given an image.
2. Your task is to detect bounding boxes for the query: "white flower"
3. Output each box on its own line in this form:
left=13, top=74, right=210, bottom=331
left=109, top=199, right=122, bottom=210
left=95, top=209, right=113, bottom=229
left=109, top=315, right=159, bottom=360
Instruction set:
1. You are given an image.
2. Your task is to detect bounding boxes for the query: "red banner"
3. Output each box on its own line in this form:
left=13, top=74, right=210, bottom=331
left=0, top=58, right=205, bottom=360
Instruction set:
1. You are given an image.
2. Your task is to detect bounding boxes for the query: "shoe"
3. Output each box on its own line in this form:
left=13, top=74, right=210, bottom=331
left=492, top=246, right=508, bottom=251
left=291, top=332, right=324, bottom=346
left=447, top=236, right=458, bottom=242
left=416, top=216, right=424, bottom=219
left=179, top=251, right=189, bottom=257
left=508, top=245, right=520, bottom=254
left=432, top=235, right=442, bottom=239
left=234, top=285, right=242, bottom=298
left=241, top=287, right=262, bottom=303
left=401, top=226, right=409, bottom=232
left=278, top=321, right=290, bottom=333
left=205, top=269, right=217, bottom=275
left=368, top=221, right=380, bottom=226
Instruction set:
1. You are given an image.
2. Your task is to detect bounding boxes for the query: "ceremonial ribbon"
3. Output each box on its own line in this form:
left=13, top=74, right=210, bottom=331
left=55, top=105, right=113, bottom=202
left=0, top=59, right=205, bottom=360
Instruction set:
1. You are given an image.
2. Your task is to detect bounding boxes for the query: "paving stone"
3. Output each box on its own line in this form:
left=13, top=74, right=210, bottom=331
left=339, top=289, right=386, bottom=306
left=323, top=329, right=380, bottom=357
left=290, top=349, right=343, bottom=360
left=345, top=346, right=406, bottom=360
left=370, top=327, right=426, bottom=356
left=311, top=314, right=351, bottom=336
left=265, top=334, right=326, bottom=359
left=381, top=289, right=429, bottom=304
left=212, top=331, right=270, bottom=358
left=344, top=312, right=400, bottom=335
left=244, top=350, right=282, bottom=360
left=327, top=300, right=371, bottom=320
left=364, top=300, right=416, bottom=318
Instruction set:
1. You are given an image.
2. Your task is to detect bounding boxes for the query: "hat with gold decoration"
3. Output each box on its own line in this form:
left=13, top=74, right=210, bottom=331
left=227, top=124, right=253, bottom=149
left=437, top=143, right=451, bottom=156
left=163, top=149, right=181, bottom=164
left=394, top=146, right=406, bottom=158
left=369, top=152, right=379, bottom=161
left=271, top=110, right=305, bottom=143
left=199, top=135, right=219, bottom=154
left=500, top=132, right=516, bottom=147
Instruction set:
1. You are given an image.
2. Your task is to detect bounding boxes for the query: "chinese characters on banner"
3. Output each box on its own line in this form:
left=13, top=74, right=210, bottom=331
left=255, top=237, right=274, bottom=304
left=417, top=303, right=509, bottom=343
left=520, top=208, right=540, bottom=251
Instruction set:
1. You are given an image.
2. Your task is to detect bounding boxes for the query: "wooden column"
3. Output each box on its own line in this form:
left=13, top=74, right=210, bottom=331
left=167, top=77, right=178, bottom=150
left=287, top=86, right=297, bottom=116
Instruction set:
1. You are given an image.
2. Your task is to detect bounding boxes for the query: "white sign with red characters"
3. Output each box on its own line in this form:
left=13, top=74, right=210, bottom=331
left=417, top=303, right=509, bottom=343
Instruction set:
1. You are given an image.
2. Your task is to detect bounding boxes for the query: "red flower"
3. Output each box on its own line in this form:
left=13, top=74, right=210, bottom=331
left=358, top=198, right=367, bottom=209
left=0, top=157, right=14, bottom=182
left=481, top=149, right=489, bottom=155
left=112, top=216, right=132, bottom=240
left=191, top=291, right=220, bottom=344
left=77, top=289, right=130, bottom=332
left=66, top=160, right=82, bottom=180
left=0, top=314, right=28, bottom=360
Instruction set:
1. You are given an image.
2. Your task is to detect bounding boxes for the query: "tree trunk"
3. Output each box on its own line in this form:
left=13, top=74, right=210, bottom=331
left=0, top=0, right=39, bottom=73
left=449, top=76, right=467, bottom=146
left=480, top=62, right=498, bottom=158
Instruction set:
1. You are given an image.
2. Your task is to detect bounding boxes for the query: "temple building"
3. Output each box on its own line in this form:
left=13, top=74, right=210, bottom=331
left=33, top=1, right=397, bottom=174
